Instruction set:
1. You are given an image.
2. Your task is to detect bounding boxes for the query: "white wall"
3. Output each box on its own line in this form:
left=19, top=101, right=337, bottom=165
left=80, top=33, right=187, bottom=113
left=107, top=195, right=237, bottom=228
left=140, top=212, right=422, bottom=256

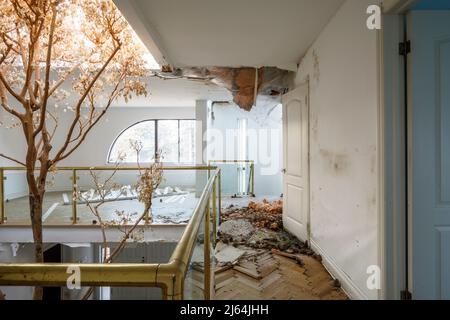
left=206, top=102, right=283, bottom=196
left=294, top=0, right=381, bottom=299
left=55, top=107, right=195, bottom=166
left=0, top=107, right=197, bottom=195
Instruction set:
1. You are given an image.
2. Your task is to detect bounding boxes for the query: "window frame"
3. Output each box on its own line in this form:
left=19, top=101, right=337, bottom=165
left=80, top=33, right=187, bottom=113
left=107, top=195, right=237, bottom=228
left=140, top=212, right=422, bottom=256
left=107, top=119, right=196, bottom=164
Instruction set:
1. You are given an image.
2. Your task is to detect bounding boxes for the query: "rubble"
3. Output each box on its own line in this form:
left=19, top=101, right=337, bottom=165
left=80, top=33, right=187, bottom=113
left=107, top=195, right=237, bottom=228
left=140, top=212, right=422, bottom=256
left=222, top=199, right=283, bottom=231
left=219, top=198, right=316, bottom=260
left=271, top=249, right=304, bottom=267
left=215, top=243, right=247, bottom=265
left=219, top=219, right=255, bottom=242
left=213, top=198, right=348, bottom=300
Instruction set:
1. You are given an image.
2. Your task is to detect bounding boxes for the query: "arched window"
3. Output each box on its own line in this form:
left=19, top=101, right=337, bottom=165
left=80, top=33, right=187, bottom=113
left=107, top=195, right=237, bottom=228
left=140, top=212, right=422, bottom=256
left=108, top=119, right=196, bottom=164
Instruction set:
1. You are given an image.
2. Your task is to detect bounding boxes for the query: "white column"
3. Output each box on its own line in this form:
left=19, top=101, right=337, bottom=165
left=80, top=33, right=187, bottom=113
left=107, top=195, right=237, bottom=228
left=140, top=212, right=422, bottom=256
left=195, top=100, right=208, bottom=197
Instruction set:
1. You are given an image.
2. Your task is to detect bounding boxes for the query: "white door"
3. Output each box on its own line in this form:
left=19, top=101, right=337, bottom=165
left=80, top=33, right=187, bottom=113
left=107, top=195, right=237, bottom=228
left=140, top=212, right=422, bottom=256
left=282, top=83, right=309, bottom=242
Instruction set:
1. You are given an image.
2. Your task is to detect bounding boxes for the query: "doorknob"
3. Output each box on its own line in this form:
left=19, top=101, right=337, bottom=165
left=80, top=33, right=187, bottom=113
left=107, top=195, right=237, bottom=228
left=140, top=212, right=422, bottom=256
left=281, top=168, right=286, bottom=174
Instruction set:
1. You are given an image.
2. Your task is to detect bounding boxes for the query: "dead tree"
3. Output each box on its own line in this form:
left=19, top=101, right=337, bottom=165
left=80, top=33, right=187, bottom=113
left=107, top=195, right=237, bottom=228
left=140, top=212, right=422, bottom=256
left=77, top=145, right=163, bottom=300
left=0, top=0, right=148, bottom=299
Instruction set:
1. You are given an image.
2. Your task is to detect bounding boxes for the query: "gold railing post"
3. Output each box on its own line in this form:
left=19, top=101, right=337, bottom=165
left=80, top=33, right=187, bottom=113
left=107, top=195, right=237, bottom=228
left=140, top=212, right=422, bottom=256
left=251, top=162, right=255, bottom=196
left=218, top=169, right=222, bottom=224
left=71, top=169, right=77, bottom=224
left=204, top=198, right=211, bottom=300
left=0, top=168, right=4, bottom=224
left=212, top=176, right=217, bottom=244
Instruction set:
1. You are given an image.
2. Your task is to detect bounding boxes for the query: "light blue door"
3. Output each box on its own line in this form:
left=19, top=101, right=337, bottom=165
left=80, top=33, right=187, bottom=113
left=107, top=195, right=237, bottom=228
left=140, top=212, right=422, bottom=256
left=409, top=11, right=450, bottom=299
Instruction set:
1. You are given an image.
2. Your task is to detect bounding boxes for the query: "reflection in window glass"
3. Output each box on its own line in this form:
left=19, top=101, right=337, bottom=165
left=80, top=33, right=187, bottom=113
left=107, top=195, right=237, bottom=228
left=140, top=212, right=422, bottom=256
left=158, top=120, right=179, bottom=163
left=108, top=121, right=155, bottom=163
left=180, top=120, right=196, bottom=163
left=108, top=120, right=196, bottom=164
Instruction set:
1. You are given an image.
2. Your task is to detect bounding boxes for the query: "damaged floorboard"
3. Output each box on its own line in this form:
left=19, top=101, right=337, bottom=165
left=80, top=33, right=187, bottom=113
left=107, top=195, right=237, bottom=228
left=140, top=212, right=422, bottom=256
left=212, top=198, right=348, bottom=300
left=214, top=251, right=347, bottom=300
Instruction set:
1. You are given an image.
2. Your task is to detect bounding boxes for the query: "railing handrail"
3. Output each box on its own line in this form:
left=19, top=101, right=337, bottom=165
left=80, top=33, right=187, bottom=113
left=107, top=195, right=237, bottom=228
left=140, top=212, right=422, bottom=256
left=0, top=168, right=221, bottom=300
left=0, top=165, right=217, bottom=171
left=209, top=160, right=254, bottom=163
left=170, top=166, right=216, bottom=269
left=0, top=165, right=218, bottom=225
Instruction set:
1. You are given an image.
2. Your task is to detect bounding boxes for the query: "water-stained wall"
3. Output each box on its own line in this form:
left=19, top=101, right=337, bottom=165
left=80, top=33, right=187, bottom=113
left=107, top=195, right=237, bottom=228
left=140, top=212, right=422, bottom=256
left=294, top=0, right=381, bottom=299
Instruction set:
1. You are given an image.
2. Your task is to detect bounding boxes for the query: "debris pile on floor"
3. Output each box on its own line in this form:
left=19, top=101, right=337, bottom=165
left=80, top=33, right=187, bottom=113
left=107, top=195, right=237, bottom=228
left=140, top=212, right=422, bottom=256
left=222, top=199, right=283, bottom=231
left=212, top=198, right=347, bottom=300
left=219, top=199, right=314, bottom=255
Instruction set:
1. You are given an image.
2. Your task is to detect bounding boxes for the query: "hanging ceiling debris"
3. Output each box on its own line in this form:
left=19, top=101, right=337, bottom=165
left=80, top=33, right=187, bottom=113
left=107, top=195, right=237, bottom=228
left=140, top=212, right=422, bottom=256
left=154, top=66, right=294, bottom=111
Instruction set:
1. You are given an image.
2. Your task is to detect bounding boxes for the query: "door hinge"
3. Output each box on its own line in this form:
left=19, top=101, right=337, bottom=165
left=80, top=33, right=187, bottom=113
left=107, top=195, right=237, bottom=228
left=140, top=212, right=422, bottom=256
left=400, top=289, right=412, bottom=300
left=399, top=41, right=411, bottom=56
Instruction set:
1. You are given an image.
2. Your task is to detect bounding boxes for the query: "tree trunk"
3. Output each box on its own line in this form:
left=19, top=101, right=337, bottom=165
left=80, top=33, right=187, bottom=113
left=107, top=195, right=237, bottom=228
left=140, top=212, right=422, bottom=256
left=28, top=185, right=45, bottom=300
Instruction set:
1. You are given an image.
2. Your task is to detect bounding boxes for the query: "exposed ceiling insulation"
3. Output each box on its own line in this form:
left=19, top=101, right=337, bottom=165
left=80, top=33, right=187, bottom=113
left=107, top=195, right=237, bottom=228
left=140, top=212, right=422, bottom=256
left=155, top=67, right=294, bottom=111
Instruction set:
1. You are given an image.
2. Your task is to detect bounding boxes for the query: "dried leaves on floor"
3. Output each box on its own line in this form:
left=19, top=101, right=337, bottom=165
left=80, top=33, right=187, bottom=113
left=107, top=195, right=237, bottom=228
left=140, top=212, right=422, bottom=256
left=222, top=199, right=283, bottom=231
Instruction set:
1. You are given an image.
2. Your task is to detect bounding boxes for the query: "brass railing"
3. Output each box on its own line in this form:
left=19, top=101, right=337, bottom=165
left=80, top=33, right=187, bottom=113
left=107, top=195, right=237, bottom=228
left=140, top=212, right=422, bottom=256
left=0, top=166, right=220, bottom=300
left=0, top=165, right=219, bottom=226
left=208, top=160, right=255, bottom=196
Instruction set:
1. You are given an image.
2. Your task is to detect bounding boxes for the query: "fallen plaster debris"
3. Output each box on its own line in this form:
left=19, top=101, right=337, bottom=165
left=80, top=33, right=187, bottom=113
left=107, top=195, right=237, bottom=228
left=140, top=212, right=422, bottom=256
left=212, top=199, right=348, bottom=299
left=218, top=219, right=255, bottom=242
left=222, top=199, right=283, bottom=231
left=63, top=185, right=188, bottom=205
left=216, top=199, right=317, bottom=278
left=215, top=242, right=246, bottom=264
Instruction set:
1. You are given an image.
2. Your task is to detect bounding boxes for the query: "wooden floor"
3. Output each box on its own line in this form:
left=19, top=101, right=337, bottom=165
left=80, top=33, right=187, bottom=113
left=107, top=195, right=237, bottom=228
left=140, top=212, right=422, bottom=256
left=214, top=251, right=348, bottom=300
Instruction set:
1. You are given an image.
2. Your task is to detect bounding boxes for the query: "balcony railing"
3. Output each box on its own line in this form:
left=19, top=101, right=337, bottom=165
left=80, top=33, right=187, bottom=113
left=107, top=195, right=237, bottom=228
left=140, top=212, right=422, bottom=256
left=208, top=160, right=255, bottom=197
left=0, top=166, right=220, bottom=299
left=0, top=165, right=219, bottom=226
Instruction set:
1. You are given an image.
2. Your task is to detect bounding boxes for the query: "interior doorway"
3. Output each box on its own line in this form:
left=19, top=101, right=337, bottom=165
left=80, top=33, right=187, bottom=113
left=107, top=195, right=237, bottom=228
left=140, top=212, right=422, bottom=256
left=281, top=81, right=310, bottom=243
left=384, top=0, right=450, bottom=300
left=43, top=244, right=62, bottom=300
left=407, top=8, right=450, bottom=300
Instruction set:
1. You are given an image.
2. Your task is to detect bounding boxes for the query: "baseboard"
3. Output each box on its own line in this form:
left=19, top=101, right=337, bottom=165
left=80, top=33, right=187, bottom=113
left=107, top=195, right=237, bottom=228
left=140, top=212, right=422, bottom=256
left=5, top=191, right=28, bottom=201
left=310, top=238, right=369, bottom=300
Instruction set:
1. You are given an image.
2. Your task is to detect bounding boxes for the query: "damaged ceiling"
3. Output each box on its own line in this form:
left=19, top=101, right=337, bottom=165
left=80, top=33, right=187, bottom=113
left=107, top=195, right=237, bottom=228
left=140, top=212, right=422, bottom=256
left=155, top=67, right=294, bottom=111
left=113, top=0, right=344, bottom=109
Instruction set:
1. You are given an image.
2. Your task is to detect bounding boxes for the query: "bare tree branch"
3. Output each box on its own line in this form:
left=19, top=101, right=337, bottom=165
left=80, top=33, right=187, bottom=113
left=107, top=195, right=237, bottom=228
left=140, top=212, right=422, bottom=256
left=0, top=153, right=26, bottom=166
left=0, top=70, right=26, bottom=105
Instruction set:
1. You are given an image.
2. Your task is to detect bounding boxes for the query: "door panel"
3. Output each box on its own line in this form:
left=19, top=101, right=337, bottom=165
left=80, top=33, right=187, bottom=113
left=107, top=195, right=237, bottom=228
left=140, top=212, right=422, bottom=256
left=282, top=83, right=309, bottom=242
left=409, top=11, right=450, bottom=299
left=286, top=102, right=302, bottom=177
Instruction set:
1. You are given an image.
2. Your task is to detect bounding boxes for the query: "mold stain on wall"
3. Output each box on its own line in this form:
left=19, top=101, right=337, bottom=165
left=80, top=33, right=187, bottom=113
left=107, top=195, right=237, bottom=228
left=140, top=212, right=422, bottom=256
left=319, top=149, right=351, bottom=175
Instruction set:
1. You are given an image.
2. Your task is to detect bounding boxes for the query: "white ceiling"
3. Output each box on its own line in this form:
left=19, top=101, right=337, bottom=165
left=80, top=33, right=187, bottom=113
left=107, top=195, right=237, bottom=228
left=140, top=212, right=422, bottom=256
left=112, top=77, right=231, bottom=107
left=115, top=0, right=345, bottom=71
